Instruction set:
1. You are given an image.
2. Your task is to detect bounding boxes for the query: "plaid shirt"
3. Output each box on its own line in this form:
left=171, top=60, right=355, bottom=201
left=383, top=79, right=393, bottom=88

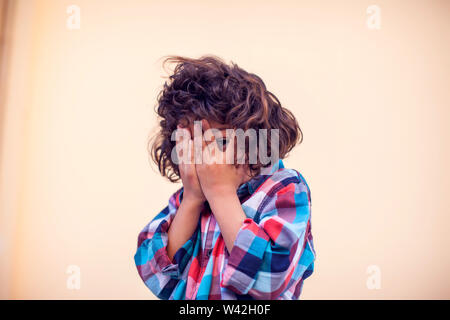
left=134, top=160, right=315, bottom=300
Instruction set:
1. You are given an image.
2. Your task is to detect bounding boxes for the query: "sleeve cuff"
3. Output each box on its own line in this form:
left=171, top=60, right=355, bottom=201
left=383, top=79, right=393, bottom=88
left=151, top=234, right=180, bottom=279
left=220, top=218, right=270, bottom=295
left=155, top=226, right=199, bottom=279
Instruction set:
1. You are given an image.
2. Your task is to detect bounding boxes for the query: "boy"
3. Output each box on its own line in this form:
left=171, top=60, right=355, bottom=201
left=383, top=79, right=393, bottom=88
left=134, top=56, right=315, bottom=300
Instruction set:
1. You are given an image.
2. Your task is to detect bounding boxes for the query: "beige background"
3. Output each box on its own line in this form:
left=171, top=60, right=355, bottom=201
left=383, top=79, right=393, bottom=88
left=0, top=0, right=449, bottom=299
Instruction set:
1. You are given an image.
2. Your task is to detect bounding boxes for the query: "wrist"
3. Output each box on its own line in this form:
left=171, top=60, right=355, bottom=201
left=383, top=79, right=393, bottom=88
left=205, top=187, right=238, bottom=205
left=181, top=193, right=205, bottom=209
left=208, top=192, right=243, bottom=223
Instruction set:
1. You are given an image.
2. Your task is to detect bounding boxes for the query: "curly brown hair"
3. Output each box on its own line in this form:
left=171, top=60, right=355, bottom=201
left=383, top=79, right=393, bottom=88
left=150, top=55, right=303, bottom=182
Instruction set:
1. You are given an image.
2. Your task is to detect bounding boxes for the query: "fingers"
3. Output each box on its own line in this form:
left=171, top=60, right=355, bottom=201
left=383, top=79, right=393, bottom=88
left=201, top=119, right=216, bottom=147
left=176, top=125, right=198, bottom=167
left=201, top=119, right=211, bottom=131
left=188, top=138, right=195, bottom=164
left=178, top=139, right=196, bottom=181
left=200, top=119, right=237, bottom=165
left=188, top=119, right=240, bottom=165
left=225, top=129, right=236, bottom=163
left=175, top=125, right=187, bottom=164
left=176, top=124, right=191, bottom=141
left=203, top=119, right=230, bottom=164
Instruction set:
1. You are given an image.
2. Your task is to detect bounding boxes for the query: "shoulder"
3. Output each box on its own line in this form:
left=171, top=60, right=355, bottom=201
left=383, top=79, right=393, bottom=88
left=169, top=187, right=184, bottom=206
left=244, top=167, right=311, bottom=222
left=256, top=167, right=310, bottom=199
left=155, top=187, right=184, bottom=218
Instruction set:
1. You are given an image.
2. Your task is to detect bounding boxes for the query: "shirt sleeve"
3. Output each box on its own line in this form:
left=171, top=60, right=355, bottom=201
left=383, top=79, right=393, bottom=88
left=134, top=188, right=199, bottom=299
left=220, top=176, right=315, bottom=299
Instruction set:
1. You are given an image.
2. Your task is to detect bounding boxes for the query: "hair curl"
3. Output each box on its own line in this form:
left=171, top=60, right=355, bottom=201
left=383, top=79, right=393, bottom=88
left=150, top=55, right=303, bottom=182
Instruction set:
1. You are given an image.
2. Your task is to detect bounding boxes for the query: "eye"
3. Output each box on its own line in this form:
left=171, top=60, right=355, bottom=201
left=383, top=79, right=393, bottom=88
left=216, top=138, right=229, bottom=150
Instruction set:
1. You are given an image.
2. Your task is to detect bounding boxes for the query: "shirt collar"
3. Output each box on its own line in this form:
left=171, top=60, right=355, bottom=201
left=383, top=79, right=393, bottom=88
left=237, top=159, right=284, bottom=198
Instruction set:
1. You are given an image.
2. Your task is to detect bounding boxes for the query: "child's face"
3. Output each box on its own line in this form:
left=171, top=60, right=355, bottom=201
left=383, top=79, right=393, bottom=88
left=177, top=118, right=253, bottom=181
left=178, top=118, right=252, bottom=181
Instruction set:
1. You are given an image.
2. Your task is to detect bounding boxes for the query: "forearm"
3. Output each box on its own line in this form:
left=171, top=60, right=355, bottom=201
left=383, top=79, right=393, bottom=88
left=208, top=193, right=246, bottom=254
left=167, top=198, right=203, bottom=261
